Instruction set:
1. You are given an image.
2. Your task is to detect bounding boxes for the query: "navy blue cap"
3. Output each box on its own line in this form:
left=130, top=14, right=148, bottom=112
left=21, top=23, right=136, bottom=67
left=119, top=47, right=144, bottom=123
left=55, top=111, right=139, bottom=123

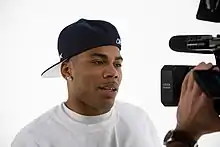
left=41, top=18, right=121, bottom=78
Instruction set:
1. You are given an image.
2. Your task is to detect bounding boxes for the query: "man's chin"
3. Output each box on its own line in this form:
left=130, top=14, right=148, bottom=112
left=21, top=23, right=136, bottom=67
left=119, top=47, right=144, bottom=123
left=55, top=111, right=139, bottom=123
left=98, top=97, right=116, bottom=110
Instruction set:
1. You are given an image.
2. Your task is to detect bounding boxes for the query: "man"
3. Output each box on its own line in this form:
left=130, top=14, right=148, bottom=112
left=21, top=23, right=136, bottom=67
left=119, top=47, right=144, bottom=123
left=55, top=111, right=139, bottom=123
left=11, top=18, right=162, bottom=147
left=163, top=62, right=220, bottom=147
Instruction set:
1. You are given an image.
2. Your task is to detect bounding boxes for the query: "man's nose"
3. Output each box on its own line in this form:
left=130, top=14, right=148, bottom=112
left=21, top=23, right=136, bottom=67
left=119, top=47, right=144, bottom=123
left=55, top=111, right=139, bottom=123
left=103, top=65, right=119, bottom=79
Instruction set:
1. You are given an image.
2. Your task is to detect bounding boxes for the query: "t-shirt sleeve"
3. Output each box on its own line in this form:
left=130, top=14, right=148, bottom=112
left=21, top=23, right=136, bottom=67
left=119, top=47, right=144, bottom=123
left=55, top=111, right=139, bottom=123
left=147, top=117, right=162, bottom=147
left=11, top=130, right=39, bottom=147
left=141, top=110, right=162, bottom=147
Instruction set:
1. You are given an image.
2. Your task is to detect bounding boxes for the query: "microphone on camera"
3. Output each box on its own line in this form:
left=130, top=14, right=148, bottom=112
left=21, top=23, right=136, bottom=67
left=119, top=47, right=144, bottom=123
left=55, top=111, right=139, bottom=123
left=169, top=35, right=220, bottom=54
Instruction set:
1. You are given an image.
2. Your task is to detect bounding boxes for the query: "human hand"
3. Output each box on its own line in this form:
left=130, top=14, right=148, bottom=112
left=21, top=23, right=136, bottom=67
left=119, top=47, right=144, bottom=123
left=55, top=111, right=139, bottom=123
left=176, top=62, right=220, bottom=141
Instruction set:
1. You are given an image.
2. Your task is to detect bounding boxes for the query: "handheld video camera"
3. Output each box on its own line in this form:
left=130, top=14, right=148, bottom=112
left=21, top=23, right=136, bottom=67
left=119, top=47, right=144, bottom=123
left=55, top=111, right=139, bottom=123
left=161, top=0, right=220, bottom=113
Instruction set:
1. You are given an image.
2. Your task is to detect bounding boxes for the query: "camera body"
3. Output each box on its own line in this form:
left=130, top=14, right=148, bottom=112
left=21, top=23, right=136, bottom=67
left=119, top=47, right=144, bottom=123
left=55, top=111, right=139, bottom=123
left=161, top=0, right=220, bottom=113
left=161, top=64, right=220, bottom=114
left=161, top=65, right=194, bottom=106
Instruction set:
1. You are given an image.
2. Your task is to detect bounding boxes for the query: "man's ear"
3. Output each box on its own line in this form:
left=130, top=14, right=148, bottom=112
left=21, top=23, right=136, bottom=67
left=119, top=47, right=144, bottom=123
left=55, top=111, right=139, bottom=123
left=60, top=60, right=72, bottom=80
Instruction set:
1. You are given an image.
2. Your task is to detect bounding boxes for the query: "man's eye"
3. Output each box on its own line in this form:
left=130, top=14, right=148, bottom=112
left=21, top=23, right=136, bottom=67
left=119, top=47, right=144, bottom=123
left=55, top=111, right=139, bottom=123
left=92, top=61, right=104, bottom=65
left=115, top=63, right=122, bottom=67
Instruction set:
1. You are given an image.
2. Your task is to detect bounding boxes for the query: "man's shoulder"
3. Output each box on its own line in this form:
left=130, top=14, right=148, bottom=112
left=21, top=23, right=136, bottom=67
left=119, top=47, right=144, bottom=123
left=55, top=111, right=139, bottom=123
left=115, top=100, right=147, bottom=113
left=114, top=100, right=150, bottom=121
left=113, top=101, right=161, bottom=144
left=27, top=104, right=60, bottom=126
left=12, top=104, right=61, bottom=140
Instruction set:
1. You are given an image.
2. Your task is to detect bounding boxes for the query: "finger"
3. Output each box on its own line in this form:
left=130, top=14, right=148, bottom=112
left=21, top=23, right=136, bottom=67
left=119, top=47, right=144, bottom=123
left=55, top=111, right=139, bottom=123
left=192, top=62, right=213, bottom=91
left=201, top=92, right=211, bottom=103
left=212, top=65, right=220, bottom=71
left=189, top=62, right=213, bottom=98
left=193, top=62, right=213, bottom=70
left=193, top=62, right=206, bottom=70
left=180, top=62, right=212, bottom=99
left=180, top=64, right=200, bottom=97
left=187, top=62, right=207, bottom=91
left=180, top=68, right=191, bottom=97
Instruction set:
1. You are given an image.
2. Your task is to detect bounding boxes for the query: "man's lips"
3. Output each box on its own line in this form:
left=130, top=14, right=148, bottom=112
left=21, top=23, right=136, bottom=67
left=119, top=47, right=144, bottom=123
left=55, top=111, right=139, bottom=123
left=98, top=82, right=119, bottom=92
left=98, top=87, right=118, bottom=92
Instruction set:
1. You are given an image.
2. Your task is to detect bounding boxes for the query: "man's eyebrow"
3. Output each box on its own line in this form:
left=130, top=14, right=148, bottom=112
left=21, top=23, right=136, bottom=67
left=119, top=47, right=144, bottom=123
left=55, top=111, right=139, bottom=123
left=90, top=53, right=123, bottom=61
left=115, top=56, right=123, bottom=61
left=90, top=53, right=108, bottom=59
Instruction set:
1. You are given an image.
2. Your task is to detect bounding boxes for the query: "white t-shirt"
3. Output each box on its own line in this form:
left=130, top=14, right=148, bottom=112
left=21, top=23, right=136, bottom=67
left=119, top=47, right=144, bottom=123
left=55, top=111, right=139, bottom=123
left=11, top=101, right=162, bottom=147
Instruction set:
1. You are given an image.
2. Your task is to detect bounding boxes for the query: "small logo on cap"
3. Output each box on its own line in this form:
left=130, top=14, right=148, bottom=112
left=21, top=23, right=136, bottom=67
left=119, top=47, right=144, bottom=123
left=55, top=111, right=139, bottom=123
left=59, top=53, right=63, bottom=59
left=116, top=38, right=121, bottom=45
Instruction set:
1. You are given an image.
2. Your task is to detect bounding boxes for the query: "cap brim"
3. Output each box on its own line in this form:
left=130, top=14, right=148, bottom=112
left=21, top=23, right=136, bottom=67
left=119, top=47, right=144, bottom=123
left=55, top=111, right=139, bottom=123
left=41, top=61, right=64, bottom=78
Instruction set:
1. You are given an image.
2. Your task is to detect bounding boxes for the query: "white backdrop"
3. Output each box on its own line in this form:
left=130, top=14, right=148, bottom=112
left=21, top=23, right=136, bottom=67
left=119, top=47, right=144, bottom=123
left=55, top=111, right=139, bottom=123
left=1, top=0, right=220, bottom=146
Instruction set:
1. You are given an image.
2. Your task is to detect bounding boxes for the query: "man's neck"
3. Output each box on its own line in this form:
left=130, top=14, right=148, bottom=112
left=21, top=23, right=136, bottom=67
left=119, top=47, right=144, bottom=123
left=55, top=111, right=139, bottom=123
left=65, top=98, right=112, bottom=116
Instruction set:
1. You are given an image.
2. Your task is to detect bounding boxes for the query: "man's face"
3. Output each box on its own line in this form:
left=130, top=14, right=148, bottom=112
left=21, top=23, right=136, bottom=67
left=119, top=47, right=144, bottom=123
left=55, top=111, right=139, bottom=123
left=66, top=45, right=123, bottom=110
